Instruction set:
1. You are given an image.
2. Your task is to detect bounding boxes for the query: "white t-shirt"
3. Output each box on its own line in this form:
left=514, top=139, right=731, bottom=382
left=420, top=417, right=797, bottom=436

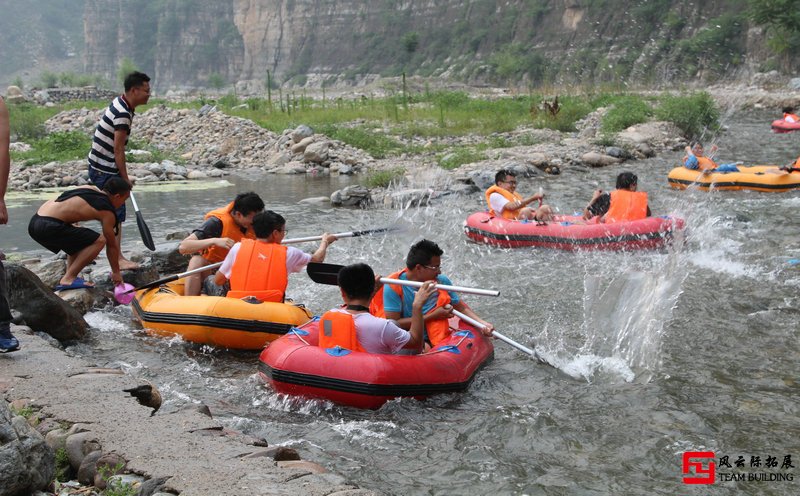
left=218, top=242, right=311, bottom=279
left=327, top=308, right=411, bottom=354
left=489, top=192, right=512, bottom=215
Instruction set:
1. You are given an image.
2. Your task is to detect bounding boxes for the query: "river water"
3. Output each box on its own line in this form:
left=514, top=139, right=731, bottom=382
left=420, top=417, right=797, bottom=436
left=4, top=111, right=799, bottom=494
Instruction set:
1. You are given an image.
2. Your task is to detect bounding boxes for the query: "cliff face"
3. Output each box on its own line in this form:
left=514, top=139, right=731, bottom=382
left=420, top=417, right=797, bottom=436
left=78, top=0, right=784, bottom=91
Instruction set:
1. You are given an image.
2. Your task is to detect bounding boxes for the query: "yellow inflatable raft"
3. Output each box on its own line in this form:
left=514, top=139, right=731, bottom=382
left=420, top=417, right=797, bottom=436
left=132, top=281, right=313, bottom=350
left=667, top=166, right=800, bottom=192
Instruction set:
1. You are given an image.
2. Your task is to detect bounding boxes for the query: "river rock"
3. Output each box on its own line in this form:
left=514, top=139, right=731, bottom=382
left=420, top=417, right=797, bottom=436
left=149, top=242, right=189, bottom=275
left=581, top=152, right=622, bottom=167
left=299, top=196, right=331, bottom=206
left=291, top=125, right=314, bottom=143
left=468, top=170, right=495, bottom=189
left=291, top=136, right=315, bottom=154
left=304, top=141, right=330, bottom=163
left=5, top=264, right=88, bottom=341
left=76, top=449, right=104, bottom=485
left=65, top=432, right=101, bottom=472
left=605, top=146, right=630, bottom=160
left=0, top=400, right=55, bottom=494
left=330, top=185, right=371, bottom=207
left=27, top=258, right=67, bottom=289
left=790, top=78, right=800, bottom=90
left=5, top=85, right=26, bottom=104
left=385, top=189, right=432, bottom=208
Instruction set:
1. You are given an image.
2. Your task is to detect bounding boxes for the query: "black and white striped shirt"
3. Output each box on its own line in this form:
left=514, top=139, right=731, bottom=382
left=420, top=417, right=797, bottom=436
left=87, top=95, right=133, bottom=174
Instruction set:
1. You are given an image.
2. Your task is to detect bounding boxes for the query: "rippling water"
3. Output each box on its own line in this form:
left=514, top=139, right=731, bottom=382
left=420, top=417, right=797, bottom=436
left=5, top=111, right=800, bottom=494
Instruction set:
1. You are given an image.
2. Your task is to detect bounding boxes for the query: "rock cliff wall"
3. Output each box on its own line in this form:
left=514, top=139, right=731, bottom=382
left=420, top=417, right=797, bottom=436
left=74, top=0, right=789, bottom=90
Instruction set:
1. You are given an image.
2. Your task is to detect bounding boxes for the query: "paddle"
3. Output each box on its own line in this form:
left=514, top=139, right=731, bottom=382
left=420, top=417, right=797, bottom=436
left=307, top=262, right=500, bottom=297
left=452, top=309, right=554, bottom=367
left=125, top=227, right=400, bottom=295
left=129, top=192, right=155, bottom=251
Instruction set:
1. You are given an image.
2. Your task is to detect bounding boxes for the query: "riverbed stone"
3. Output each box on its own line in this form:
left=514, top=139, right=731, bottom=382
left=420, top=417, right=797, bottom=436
left=66, top=432, right=101, bottom=471
left=5, top=263, right=88, bottom=341
left=581, top=151, right=622, bottom=167
left=291, top=136, right=315, bottom=154
left=304, top=141, right=330, bottom=163
left=76, top=449, right=104, bottom=485
left=292, top=125, right=314, bottom=143
left=0, top=400, right=55, bottom=495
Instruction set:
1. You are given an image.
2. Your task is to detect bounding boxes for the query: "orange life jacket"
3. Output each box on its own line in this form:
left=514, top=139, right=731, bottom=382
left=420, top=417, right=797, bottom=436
left=201, top=202, right=256, bottom=263
left=485, top=185, right=523, bottom=220
left=369, top=269, right=453, bottom=346
left=604, top=190, right=648, bottom=223
left=696, top=156, right=718, bottom=171
left=318, top=309, right=366, bottom=352
left=784, top=113, right=799, bottom=123
left=795, top=156, right=800, bottom=168
left=226, top=239, right=288, bottom=302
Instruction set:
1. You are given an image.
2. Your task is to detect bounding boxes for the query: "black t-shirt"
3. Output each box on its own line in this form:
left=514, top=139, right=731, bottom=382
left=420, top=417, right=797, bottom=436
left=587, top=193, right=611, bottom=217
left=192, top=217, right=224, bottom=240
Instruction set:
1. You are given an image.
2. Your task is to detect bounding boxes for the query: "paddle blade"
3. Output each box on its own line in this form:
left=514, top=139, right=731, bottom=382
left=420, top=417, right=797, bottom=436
left=307, top=262, right=344, bottom=285
left=136, top=211, right=156, bottom=251
left=114, top=283, right=136, bottom=304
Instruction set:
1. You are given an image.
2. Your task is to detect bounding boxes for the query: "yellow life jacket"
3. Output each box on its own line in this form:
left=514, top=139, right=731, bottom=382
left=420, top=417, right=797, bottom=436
left=318, top=309, right=366, bottom=352
left=226, top=239, right=288, bottom=302
left=201, top=202, right=256, bottom=263
left=485, top=185, right=523, bottom=220
left=696, top=156, right=718, bottom=171
left=604, top=190, right=648, bottom=223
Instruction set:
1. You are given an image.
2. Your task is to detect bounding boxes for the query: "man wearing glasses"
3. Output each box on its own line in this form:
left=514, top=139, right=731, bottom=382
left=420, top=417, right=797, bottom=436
left=372, top=239, right=493, bottom=352
left=485, top=169, right=553, bottom=222
left=214, top=210, right=336, bottom=302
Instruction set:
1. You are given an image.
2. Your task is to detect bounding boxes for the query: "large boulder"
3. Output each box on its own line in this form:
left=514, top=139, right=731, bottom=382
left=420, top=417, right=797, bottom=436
left=5, top=86, right=25, bottom=104
left=0, top=401, right=55, bottom=495
left=5, top=264, right=88, bottom=341
left=581, top=152, right=623, bottom=167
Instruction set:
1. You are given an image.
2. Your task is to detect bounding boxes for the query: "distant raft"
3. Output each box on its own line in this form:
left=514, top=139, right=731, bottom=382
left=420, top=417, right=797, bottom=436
left=463, top=212, right=684, bottom=251
left=771, top=119, right=800, bottom=133
left=258, top=316, right=494, bottom=409
left=132, top=281, right=313, bottom=350
left=667, top=166, right=800, bottom=192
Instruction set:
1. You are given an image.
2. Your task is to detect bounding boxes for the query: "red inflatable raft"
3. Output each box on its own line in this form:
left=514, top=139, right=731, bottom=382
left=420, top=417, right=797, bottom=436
left=258, top=317, right=494, bottom=409
left=464, top=212, right=684, bottom=250
left=771, top=119, right=800, bottom=133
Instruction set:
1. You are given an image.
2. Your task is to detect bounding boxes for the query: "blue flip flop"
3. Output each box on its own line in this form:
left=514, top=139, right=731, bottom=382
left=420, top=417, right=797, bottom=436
left=54, top=277, right=94, bottom=291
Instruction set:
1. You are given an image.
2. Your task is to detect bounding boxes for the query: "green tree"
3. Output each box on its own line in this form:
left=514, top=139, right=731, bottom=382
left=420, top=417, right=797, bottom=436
left=402, top=32, right=419, bottom=54
left=207, top=73, right=226, bottom=90
left=747, top=0, right=800, bottom=62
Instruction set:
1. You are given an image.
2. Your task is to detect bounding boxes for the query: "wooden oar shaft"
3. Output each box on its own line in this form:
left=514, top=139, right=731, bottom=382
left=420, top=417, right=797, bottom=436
left=379, top=277, right=500, bottom=297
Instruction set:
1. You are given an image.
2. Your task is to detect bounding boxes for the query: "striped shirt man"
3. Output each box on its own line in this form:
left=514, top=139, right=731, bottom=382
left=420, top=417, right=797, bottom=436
left=88, top=95, right=133, bottom=175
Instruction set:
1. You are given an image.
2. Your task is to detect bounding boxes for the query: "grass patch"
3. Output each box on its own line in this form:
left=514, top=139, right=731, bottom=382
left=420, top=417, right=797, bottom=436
left=600, top=95, right=653, bottom=133
left=315, top=125, right=403, bottom=159
left=55, top=448, right=71, bottom=482
left=438, top=148, right=487, bottom=170
left=12, top=131, right=90, bottom=164
left=363, top=168, right=405, bottom=188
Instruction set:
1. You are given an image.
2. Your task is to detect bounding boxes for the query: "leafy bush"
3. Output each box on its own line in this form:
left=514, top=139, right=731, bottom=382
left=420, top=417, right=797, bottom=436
left=364, top=168, right=405, bottom=188
left=40, top=71, right=59, bottom=88
left=656, top=91, right=720, bottom=140
left=6, top=103, right=53, bottom=141
left=601, top=95, right=653, bottom=133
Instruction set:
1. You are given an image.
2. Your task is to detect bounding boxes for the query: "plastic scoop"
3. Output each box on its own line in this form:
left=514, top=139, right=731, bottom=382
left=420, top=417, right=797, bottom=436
left=114, top=283, right=136, bottom=304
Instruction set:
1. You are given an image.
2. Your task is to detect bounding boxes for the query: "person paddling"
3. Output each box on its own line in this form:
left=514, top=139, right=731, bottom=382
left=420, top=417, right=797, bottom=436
left=319, top=263, right=435, bottom=354
left=28, top=178, right=132, bottom=291
left=485, top=169, right=553, bottom=223
left=370, top=239, right=493, bottom=352
left=213, top=210, right=337, bottom=302
left=782, top=106, right=799, bottom=123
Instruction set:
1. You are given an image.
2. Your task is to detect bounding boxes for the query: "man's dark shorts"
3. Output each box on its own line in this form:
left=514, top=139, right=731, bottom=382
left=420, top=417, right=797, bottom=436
left=88, top=168, right=126, bottom=223
left=28, top=214, right=101, bottom=255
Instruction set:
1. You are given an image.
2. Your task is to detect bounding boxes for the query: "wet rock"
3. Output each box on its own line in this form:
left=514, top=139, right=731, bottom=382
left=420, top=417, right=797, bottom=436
left=56, top=288, right=98, bottom=315
left=385, top=189, right=432, bottom=208
left=0, top=400, right=55, bottom=494
left=581, top=151, right=622, bottom=167
left=5, top=263, right=88, bottom=341
left=299, top=196, right=331, bottom=205
left=76, top=450, right=103, bottom=485
left=468, top=170, right=495, bottom=189
left=65, top=431, right=101, bottom=471
left=149, top=242, right=188, bottom=275
left=605, top=146, right=630, bottom=160
left=331, top=185, right=370, bottom=207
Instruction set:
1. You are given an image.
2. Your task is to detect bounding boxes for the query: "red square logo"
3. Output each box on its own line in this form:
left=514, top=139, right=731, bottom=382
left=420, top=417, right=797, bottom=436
left=683, top=451, right=716, bottom=484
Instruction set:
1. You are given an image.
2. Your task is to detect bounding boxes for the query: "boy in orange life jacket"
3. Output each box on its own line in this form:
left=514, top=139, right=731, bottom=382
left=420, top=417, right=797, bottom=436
left=583, top=172, right=651, bottom=223
left=178, top=192, right=265, bottom=296
left=320, top=263, right=436, bottom=354
left=213, top=210, right=337, bottom=302
left=486, top=169, right=554, bottom=222
left=373, top=239, right=494, bottom=348
left=683, top=142, right=718, bottom=172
